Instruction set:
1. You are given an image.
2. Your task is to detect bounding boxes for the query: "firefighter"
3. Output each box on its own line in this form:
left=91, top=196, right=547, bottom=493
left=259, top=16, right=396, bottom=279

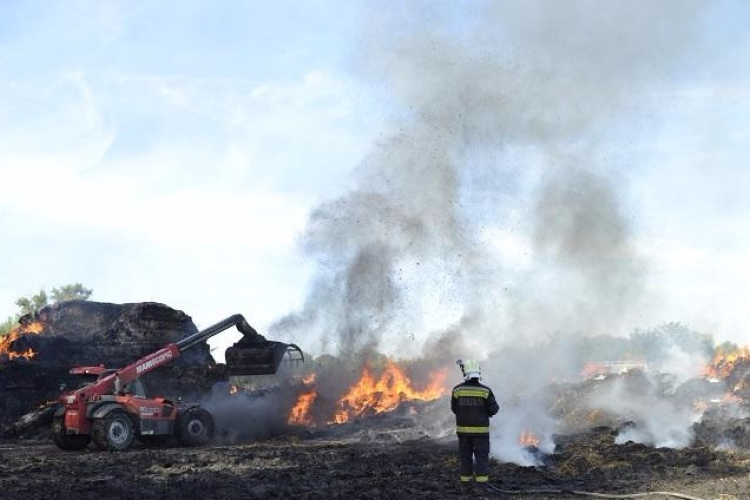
left=451, top=359, right=499, bottom=491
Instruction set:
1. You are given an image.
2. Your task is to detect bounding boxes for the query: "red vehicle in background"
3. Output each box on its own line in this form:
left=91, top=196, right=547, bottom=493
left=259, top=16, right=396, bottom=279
left=52, top=314, right=302, bottom=451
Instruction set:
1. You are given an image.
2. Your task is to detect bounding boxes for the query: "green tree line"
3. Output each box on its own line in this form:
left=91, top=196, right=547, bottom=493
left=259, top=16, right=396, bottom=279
left=0, top=284, right=92, bottom=336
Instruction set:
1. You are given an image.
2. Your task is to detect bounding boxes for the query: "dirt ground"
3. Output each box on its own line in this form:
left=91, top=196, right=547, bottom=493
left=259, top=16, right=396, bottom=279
left=2, top=424, right=750, bottom=500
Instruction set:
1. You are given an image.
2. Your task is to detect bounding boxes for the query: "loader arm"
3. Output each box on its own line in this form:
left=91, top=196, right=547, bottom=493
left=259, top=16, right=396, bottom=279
left=71, top=314, right=302, bottom=399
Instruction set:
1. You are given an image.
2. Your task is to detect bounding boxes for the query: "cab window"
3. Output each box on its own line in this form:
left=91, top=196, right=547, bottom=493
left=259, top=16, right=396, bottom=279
left=124, top=379, right=147, bottom=398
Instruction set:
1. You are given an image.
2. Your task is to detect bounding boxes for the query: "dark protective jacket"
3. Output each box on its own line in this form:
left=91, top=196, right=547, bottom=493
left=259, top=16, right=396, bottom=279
left=451, top=378, right=499, bottom=435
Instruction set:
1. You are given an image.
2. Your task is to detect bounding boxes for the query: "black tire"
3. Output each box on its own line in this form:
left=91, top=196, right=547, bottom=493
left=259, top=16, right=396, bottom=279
left=175, top=408, right=214, bottom=447
left=92, top=409, right=135, bottom=451
left=51, top=416, right=91, bottom=451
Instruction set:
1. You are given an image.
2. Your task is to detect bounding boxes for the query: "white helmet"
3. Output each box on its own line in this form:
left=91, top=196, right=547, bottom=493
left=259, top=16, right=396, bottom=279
left=462, top=359, right=481, bottom=381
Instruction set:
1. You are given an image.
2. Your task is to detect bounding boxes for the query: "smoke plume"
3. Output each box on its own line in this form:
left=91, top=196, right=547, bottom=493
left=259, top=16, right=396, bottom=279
left=270, top=0, right=714, bottom=462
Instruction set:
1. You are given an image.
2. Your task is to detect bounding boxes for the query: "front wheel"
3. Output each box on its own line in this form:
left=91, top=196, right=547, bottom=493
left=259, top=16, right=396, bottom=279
left=175, top=408, right=214, bottom=447
left=92, top=409, right=135, bottom=451
left=52, top=416, right=90, bottom=451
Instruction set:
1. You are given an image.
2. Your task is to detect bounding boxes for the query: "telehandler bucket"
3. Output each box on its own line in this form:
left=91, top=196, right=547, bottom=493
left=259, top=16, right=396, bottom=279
left=224, top=340, right=304, bottom=376
left=175, top=314, right=304, bottom=376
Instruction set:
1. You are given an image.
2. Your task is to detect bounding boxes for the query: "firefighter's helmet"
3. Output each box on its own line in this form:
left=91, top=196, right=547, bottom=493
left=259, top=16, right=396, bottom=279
left=462, top=359, right=481, bottom=380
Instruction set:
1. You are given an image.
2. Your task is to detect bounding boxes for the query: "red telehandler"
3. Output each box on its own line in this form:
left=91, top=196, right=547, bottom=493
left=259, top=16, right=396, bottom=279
left=52, top=314, right=303, bottom=451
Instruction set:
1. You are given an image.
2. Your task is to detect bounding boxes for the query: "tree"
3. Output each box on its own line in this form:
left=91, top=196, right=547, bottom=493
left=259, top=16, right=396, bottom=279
left=51, top=284, right=93, bottom=303
left=629, top=322, right=714, bottom=363
left=0, top=284, right=93, bottom=337
left=0, top=316, right=16, bottom=336
left=15, top=290, right=49, bottom=316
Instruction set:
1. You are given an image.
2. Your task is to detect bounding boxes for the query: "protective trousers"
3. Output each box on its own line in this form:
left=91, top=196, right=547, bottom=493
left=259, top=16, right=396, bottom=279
left=458, top=434, right=490, bottom=483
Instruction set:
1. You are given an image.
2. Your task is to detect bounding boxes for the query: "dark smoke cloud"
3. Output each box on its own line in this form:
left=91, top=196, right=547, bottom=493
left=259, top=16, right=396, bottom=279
left=273, top=0, right=706, bottom=357
left=201, top=382, right=294, bottom=444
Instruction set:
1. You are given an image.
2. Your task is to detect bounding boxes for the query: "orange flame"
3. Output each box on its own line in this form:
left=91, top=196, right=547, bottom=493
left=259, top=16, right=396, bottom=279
left=288, top=391, right=318, bottom=426
left=703, top=346, right=750, bottom=380
left=580, top=362, right=607, bottom=379
left=693, top=392, right=744, bottom=413
left=0, top=320, right=45, bottom=361
left=288, top=373, right=318, bottom=426
left=331, top=361, right=448, bottom=424
left=721, top=392, right=743, bottom=404
left=519, top=430, right=540, bottom=447
left=693, top=399, right=709, bottom=413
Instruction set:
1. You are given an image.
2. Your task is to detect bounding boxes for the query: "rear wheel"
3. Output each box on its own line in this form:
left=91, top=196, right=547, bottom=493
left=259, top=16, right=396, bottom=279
left=92, top=409, right=135, bottom=451
left=51, top=416, right=90, bottom=451
left=175, top=408, right=214, bottom=447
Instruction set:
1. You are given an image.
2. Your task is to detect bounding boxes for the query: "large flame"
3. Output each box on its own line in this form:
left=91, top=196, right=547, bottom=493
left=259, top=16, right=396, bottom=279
left=0, top=320, right=44, bottom=361
left=331, top=361, right=448, bottom=424
left=286, top=362, right=449, bottom=427
left=703, top=346, right=750, bottom=380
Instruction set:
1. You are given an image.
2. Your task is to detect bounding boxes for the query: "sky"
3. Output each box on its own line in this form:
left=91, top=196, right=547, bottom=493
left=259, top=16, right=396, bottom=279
left=1, top=0, right=749, bottom=361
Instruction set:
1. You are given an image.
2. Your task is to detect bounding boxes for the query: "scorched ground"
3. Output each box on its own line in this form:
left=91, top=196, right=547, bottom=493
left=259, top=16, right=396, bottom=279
left=2, top=414, right=750, bottom=500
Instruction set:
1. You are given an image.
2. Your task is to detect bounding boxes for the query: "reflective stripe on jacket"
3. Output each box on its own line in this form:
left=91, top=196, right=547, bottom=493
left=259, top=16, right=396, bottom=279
left=451, top=379, right=499, bottom=435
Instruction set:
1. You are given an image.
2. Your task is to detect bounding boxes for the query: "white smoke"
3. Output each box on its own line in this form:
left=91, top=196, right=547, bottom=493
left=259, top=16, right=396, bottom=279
left=492, top=396, right=558, bottom=467
left=596, top=376, right=701, bottom=449
left=268, top=1, right=723, bottom=463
